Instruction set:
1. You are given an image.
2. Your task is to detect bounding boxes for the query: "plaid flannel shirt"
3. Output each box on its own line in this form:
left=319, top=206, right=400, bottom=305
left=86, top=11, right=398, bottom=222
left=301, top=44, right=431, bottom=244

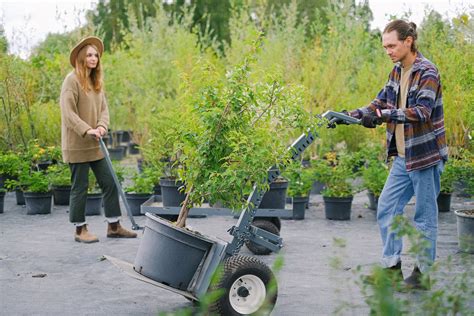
left=349, top=51, right=448, bottom=171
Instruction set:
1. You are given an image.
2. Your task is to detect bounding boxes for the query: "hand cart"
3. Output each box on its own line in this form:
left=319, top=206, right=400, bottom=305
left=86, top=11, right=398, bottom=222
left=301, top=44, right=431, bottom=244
left=105, top=111, right=360, bottom=315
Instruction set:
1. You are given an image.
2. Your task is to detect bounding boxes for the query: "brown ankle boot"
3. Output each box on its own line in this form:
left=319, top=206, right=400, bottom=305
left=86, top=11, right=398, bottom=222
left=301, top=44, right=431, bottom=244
left=75, top=225, right=99, bottom=243
left=107, top=221, right=137, bottom=238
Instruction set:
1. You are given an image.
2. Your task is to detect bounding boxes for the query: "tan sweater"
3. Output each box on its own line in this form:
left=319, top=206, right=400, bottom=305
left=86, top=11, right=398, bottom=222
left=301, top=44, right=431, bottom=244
left=60, top=72, right=109, bottom=163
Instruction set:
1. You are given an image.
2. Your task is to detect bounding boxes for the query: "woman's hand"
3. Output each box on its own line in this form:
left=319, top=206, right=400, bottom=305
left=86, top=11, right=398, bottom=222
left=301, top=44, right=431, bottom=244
left=97, top=126, right=107, bottom=137
left=86, top=128, right=102, bottom=140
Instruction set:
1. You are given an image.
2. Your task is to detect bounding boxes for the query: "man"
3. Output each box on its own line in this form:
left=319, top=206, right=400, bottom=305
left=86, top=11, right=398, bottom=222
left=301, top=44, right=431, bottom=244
left=344, top=20, right=447, bottom=289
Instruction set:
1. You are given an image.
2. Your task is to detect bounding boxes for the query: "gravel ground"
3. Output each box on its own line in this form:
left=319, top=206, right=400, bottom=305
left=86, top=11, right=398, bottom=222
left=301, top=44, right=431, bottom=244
left=1, top=188, right=473, bottom=315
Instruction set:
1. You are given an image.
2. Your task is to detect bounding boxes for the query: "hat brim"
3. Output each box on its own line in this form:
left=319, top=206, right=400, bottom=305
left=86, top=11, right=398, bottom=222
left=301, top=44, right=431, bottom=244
left=69, top=36, right=104, bottom=68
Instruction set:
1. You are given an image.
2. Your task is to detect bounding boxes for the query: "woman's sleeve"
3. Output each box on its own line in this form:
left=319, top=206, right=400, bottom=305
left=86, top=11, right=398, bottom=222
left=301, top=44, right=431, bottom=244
left=60, top=88, right=92, bottom=137
left=96, top=93, right=109, bottom=130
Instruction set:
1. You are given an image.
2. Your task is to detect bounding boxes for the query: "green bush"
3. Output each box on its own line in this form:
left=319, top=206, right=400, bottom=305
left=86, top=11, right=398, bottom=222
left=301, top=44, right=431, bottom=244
left=284, top=161, right=313, bottom=198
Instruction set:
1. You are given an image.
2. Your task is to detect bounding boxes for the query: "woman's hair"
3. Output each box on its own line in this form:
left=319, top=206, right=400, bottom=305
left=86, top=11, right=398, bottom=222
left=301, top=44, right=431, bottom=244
left=383, top=19, right=418, bottom=52
left=74, top=44, right=103, bottom=93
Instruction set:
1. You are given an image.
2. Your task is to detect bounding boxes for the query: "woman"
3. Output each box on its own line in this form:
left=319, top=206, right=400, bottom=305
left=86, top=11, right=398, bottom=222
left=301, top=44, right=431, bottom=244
left=60, top=36, right=136, bottom=243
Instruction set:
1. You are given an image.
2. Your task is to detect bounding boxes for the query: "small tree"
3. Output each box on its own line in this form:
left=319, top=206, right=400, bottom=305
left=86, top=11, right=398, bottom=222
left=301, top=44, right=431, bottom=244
left=174, top=36, right=311, bottom=227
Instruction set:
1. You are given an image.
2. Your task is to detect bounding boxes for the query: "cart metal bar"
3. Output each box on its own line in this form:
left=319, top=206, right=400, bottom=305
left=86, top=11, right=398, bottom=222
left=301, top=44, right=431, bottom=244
left=105, top=255, right=198, bottom=300
left=140, top=196, right=293, bottom=218
left=98, top=138, right=141, bottom=230
left=225, top=130, right=316, bottom=256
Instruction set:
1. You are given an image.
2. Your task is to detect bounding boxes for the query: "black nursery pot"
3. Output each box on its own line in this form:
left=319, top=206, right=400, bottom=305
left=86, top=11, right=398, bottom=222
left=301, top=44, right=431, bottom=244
left=159, top=178, right=186, bottom=207
left=437, top=192, right=452, bottom=212
left=52, top=185, right=71, bottom=206
left=323, top=196, right=353, bottom=220
left=292, top=196, right=309, bottom=220
left=259, top=180, right=288, bottom=209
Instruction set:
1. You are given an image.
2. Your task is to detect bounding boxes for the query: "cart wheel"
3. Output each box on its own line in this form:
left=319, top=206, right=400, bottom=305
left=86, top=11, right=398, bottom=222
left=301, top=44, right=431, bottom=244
left=209, top=255, right=277, bottom=316
left=245, top=219, right=279, bottom=255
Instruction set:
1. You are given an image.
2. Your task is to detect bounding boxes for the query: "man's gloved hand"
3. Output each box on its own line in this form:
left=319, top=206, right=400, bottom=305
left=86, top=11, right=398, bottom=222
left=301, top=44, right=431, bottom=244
left=361, top=113, right=383, bottom=128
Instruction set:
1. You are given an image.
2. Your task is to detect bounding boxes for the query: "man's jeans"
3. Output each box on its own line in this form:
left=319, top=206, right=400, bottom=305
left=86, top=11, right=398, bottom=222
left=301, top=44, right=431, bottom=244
left=377, top=157, right=443, bottom=272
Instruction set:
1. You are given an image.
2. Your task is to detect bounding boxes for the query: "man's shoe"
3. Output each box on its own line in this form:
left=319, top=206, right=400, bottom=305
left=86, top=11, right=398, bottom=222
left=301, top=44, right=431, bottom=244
left=107, top=221, right=137, bottom=238
left=75, top=225, right=99, bottom=243
left=363, top=261, right=403, bottom=285
left=404, top=266, right=430, bottom=290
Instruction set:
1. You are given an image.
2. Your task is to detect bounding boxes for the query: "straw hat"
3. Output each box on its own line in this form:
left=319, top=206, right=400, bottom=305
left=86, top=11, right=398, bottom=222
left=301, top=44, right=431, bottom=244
left=69, top=36, right=104, bottom=68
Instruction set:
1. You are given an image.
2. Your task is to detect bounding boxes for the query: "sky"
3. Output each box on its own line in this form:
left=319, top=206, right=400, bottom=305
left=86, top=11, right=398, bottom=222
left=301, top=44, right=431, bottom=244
left=0, top=0, right=472, bottom=59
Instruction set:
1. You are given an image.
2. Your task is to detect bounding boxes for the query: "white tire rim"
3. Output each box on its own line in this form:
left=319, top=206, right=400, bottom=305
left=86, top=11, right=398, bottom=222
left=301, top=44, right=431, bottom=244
left=229, top=274, right=266, bottom=314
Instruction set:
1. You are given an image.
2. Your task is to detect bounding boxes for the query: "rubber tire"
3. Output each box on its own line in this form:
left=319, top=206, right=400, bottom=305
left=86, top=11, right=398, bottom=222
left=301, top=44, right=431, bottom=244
left=254, top=216, right=281, bottom=231
left=245, top=220, right=280, bottom=255
left=209, top=255, right=277, bottom=316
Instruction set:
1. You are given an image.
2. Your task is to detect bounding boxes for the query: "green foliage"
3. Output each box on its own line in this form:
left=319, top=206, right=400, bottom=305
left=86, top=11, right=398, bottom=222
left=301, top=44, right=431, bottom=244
left=453, top=148, right=474, bottom=196
left=177, top=37, right=312, bottom=211
left=87, top=170, right=101, bottom=194
left=312, top=151, right=355, bottom=197
left=125, top=170, right=154, bottom=194
left=0, top=151, right=27, bottom=177
left=48, top=164, right=71, bottom=187
left=356, top=216, right=474, bottom=315
left=361, top=160, right=388, bottom=197
left=358, top=144, right=388, bottom=196
left=283, top=160, right=313, bottom=197
left=439, top=158, right=458, bottom=194
left=10, top=170, right=51, bottom=193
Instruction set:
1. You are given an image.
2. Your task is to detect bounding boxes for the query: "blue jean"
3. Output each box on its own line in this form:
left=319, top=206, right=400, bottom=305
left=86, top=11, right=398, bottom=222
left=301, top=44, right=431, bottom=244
left=377, top=156, right=443, bottom=273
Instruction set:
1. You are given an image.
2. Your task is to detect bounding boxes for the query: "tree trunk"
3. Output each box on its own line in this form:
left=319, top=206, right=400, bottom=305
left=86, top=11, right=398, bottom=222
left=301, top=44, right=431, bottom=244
left=175, top=185, right=193, bottom=228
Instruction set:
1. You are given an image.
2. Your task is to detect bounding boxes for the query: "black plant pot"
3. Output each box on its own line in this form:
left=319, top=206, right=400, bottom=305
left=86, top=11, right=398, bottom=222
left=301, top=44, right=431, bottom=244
left=0, top=191, right=5, bottom=213
left=52, top=185, right=71, bottom=206
left=125, top=193, right=152, bottom=216
left=160, top=178, right=186, bottom=207
left=112, top=130, right=124, bottom=144
left=133, top=213, right=217, bottom=291
left=118, top=145, right=128, bottom=157
left=24, top=192, right=52, bottom=215
left=367, top=191, right=379, bottom=211
left=153, top=184, right=162, bottom=196
left=259, top=180, right=288, bottom=209
left=437, top=192, right=452, bottom=212
left=129, top=142, right=140, bottom=155
left=121, top=130, right=132, bottom=143
left=36, top=161, right=53, bottom=171
left=323, top=196, right=353, bottom=220
left=85, top=193, right=103, bottom=216
left=15, top=189, right=25, bottom=205
left=292, top=196, right=309, bottom=220
left=108, top=147, right=125, bottom=161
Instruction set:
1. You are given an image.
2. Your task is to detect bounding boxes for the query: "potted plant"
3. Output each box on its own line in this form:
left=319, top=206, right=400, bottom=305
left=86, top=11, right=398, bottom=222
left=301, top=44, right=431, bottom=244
left=313, top=151, right=355, bottom=220
left=125, top=170, right=154, bottom=216
left=437, top=158, right=458, bottom=212
left=12, top=170, right=52, bottom=215
left=25, top=140, right=62, bottom=171
left=362, top=159, right=389, bottom=211
left=454, top=149, right=474, bottom=198
left=454, top=208, right=474, bottom=253
left=132, top=42, right=310, bottom=314
left=140, top=108, right=185, bottom=208
left=48, top=163, right=72, bottom=206
left=284, top=160, right=314, bottom=220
